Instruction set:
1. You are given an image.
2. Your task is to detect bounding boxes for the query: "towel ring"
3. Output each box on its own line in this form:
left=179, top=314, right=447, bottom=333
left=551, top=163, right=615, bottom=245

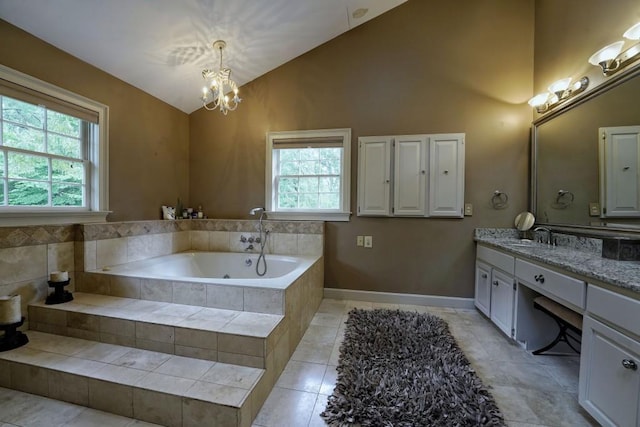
left=553, top=190, right=574, bottom=209
left=491, top=190, right=509, bottom=209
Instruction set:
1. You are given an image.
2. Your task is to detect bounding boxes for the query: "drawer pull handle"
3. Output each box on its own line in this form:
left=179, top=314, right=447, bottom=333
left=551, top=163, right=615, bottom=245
left=622, top=359, right=638, bottom=370
left=492, top=281, right=499, bottom=286
left=534, top=274, right=545, bottom=284
left=481, top=273, right=488, bottom=279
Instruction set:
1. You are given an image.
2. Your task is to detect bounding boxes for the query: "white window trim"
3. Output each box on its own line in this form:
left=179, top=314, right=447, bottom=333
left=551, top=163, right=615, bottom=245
left=0, top=64, right=109, bottom=226
left=266, top=128, right=351, bottom=221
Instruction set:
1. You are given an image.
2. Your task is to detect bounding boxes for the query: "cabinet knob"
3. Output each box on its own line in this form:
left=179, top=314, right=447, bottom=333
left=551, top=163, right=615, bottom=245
left=481, top=273, right=488, bottom=279
left=492, top=281, right=499, bottom=286
left=444, top=170, right=449, bottom=174
left=385, top=179, right=390, bottom=183
left=622, top=359, right=638, bottom=370
left=534, top=274, right=545, bottom=284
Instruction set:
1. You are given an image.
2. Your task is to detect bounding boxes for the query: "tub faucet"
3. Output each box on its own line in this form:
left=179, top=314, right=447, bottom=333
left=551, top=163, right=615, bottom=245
left=244, top=244, right=254, bottom=252
left=534, top=226, right=553, bottom=245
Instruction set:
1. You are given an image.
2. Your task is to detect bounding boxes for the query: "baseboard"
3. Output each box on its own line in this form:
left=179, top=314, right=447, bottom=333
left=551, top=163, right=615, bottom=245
left=323, top=288, right=475, bottom=309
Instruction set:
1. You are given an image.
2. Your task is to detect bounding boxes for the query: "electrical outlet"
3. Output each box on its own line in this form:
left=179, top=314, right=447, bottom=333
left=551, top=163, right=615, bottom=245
left=464, top=203, right=473, bottom=216
left=364, top=235, right=373, bottom=248
left=589, top=202, right=600, bottom=216
left=356, top=236, right=364, bottom=246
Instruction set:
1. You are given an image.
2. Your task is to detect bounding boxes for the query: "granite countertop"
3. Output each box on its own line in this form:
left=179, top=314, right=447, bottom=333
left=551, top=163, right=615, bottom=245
left=475, top=229, right=640, bottom=295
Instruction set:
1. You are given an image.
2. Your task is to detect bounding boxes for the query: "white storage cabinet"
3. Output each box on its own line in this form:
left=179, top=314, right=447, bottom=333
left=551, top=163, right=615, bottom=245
left=357, top=133, right=464, bottom=217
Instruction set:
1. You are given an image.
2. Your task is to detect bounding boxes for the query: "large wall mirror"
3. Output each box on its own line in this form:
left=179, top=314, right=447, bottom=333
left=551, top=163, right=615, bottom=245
left=532, top=64, right=640, bottom=232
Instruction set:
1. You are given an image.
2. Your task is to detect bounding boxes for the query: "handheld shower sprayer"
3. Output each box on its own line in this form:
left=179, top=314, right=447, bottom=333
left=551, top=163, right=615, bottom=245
left=249, top=207, right=268, bottom=276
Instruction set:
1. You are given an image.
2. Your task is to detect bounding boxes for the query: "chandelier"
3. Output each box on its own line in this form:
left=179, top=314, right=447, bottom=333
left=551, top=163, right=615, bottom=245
left=200, top=40, right=241, bottom=114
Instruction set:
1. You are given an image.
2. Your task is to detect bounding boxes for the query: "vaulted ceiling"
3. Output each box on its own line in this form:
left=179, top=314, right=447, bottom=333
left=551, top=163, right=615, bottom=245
left=0, top=0, right=407, bottom=113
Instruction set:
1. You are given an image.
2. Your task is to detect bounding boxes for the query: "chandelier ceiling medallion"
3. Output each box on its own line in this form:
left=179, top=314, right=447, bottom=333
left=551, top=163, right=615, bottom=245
left=200, top=40, right=241, bottom=114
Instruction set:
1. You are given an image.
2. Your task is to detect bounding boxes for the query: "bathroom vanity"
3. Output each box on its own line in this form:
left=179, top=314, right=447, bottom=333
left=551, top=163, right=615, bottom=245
left=474, top=229, right=640, bottom=427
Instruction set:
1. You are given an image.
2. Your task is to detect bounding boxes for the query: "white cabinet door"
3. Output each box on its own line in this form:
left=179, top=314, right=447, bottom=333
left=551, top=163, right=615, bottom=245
left=579, top=315, right=640, bottom=427
left=357, top=136, right=392, bottom=216
left=394, top=135, right=427, bottom=216
left=600, top=126, right=640, bottom=217
left=429, top=133, right=465, bottom=217
left=490, top=269, right=515, bottom=337
left=475, top=261, right=491, bottom=317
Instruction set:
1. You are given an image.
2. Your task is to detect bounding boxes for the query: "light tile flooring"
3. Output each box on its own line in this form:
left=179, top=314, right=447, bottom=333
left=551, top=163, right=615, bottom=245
left=0, top=299, right=597, bottom=427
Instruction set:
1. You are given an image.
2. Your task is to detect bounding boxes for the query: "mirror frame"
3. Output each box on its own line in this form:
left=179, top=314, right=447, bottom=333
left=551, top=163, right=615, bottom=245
left=531, top=62, right=640, bottom=235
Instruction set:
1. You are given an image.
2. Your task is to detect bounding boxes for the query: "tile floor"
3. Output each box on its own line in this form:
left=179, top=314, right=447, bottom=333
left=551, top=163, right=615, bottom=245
left=0, top=299, right=597, bottom=427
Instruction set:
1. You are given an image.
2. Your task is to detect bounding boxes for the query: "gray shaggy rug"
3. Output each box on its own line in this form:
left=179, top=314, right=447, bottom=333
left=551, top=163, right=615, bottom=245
left=321, top=309, right=505, bottom=427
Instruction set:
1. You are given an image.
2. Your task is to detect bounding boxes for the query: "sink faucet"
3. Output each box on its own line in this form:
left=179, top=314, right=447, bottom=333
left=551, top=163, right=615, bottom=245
left=534, top=226, right=553, bottom=245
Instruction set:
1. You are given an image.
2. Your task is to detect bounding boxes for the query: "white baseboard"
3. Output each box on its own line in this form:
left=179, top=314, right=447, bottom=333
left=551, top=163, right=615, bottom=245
left=323, top=288, right=475, bottom=309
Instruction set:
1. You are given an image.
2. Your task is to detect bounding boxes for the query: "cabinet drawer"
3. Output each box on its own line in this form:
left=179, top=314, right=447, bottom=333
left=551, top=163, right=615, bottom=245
left=515, top=259, right=586, bottom=309
left=477, top=245, right=514, bottom=275
left=587, top=285, right=640, bottom=337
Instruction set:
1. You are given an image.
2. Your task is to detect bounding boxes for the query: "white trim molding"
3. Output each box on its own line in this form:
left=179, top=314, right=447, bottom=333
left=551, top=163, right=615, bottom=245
left=0, top=64, right=109, bottom=226
left=323, top=288, right=475, bottom=309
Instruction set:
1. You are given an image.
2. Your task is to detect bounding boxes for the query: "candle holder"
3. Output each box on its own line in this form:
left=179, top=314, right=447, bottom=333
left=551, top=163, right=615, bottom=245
left=46, top=279, right=73, bottom=305
left=0, top=317, right=28, bottom=352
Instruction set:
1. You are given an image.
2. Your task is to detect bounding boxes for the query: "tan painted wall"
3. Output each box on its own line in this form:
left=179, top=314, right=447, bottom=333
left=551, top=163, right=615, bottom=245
left=0, top=20, right=190, bottom=221
left=190, top=0, right=535, bottom=297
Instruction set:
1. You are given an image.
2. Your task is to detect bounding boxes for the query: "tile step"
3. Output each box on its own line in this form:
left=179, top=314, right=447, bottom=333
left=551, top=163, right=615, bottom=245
left=28, top=292, right=287, bottom=369
left=0, top=331, right=266, bottom=427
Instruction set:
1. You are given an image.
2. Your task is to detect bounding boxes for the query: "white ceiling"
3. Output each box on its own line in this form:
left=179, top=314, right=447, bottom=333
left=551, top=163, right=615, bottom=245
left=0, top=0, right=407, bottom=113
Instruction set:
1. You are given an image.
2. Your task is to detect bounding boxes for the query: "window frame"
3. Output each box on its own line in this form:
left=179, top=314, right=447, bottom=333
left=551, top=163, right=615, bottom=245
left=266, top=128, right=351, bottom=221
left=0, top=64, right=109, bottom=226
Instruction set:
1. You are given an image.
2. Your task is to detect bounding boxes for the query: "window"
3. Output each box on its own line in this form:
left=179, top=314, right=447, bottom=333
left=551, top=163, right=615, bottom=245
left=266, top=128, right=351, bottom=221
left=0, top=65, right=109, bottom=225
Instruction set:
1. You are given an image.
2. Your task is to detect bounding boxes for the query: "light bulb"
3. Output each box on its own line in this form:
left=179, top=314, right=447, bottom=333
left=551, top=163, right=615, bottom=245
left=623, top=22, right=640, bottom=40
left=588, top=41, right=625, bottom=65
left=528, top=93, right=550, bottom=108
left=548, top=78, right=572, bottom=96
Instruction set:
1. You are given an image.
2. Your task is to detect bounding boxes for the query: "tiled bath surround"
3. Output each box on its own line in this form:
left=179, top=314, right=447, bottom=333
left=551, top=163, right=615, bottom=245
left=0, top=219, right=324, bottom=329
left=1, top=219, right=324, bottom=426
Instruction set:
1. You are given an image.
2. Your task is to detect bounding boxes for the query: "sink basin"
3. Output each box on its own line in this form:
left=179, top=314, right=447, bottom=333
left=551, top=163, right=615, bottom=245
left=506, top=240, right=537, bottom=247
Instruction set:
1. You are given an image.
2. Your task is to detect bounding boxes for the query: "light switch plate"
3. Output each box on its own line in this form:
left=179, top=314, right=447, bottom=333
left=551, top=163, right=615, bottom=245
left=364, top=235, right=373, bottom=248
left=356, top=236, right=364, bottom=246
left=589, top=202, right=600, bottom=216
left=464, top=203, right=473, bottom=216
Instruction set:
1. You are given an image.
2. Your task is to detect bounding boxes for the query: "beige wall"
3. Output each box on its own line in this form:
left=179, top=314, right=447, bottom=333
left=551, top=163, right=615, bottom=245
left=190, top=0, right=535, bottom=297
left=0, top=20, right=190, bottom=222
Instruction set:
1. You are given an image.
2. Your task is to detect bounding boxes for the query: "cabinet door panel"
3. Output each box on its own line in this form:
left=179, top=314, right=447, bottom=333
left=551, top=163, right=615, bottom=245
left=358, top=137, right=392, bottom=216
left=429, top=134, right=464, bottom=217
left=475, top=262, right=491, bottom=317
left=601, top=126, right=640, bottom=217
left=394, top=136, right=426, bottom=216
left=579, top=316, right=640, bottom=427
left=490, top=269, right=515, bottom=337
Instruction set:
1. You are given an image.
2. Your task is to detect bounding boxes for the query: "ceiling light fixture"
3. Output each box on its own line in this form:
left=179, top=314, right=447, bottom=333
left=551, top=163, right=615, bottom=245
left=589, top=22, right=640, bottom=76
left=528, top=76, right=589, bottom=113
left=200, top=40, right=241, bottom=115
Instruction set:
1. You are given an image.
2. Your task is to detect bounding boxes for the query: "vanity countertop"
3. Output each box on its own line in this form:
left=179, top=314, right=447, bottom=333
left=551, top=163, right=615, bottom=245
left=475, top=233, right=640, bottom=295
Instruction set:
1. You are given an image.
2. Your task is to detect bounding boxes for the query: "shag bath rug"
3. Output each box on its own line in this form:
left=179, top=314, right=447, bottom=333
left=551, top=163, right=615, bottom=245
left=321, top=308, right=505, bottom=427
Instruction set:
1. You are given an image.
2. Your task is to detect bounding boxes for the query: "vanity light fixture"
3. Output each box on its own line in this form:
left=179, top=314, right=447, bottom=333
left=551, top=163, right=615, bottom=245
left=589, top=22, right=640, bottom=76
left=528, top=76, right=589, bottom=113
left=200, top=40, right=241, bottom=115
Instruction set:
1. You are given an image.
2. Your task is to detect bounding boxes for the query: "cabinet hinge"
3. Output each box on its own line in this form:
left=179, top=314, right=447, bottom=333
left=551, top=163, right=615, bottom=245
left=358, top=206, right=360, bottom=213
left=603, top=207, right=607, bottom=214
left=513, top=281, right=516, bottom=290
left=511, top=328, right=515, bottom=337
left=392, top=207, right=395, bottom=213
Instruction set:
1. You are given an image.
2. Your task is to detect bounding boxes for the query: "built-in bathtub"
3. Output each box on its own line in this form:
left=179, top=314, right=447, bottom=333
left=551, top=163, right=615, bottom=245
left=79, top=251, right=323, bottom=316
left=95, top=251, right=317, bottom=289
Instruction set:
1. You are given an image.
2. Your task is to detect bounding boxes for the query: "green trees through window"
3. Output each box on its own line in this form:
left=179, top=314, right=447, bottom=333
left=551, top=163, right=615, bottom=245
left=276, top=147, right=341, bottom=210
left=0, top=96, right=86, bottom=207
